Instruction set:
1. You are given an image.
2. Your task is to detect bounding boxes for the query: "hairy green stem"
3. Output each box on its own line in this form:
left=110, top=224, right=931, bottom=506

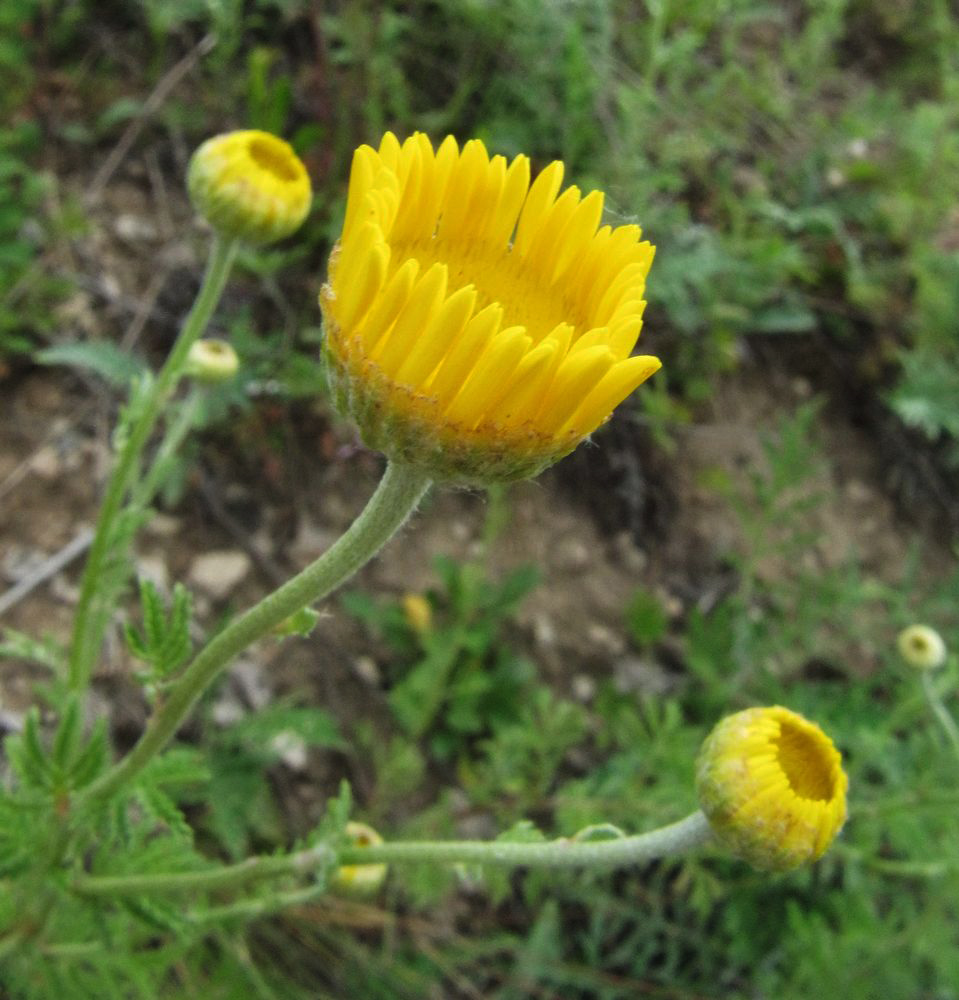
left=73, top=845, right=335, bottom=898
left=337, top=811, right=713, bottom=869
left=131, top=388, right=202, bottom=510
left=72, top=812, right=712, bottom=902
left=77, top=462, right=430, bottom=806
left=921, top=670, right=959, bottom=760
left=68, top=236, right=239, bottom=692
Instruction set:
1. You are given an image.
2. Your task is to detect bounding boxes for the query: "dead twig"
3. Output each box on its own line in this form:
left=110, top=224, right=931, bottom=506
left=86, top=33, right=217, bottom=202
left=0, top=528, right=94, bottom=618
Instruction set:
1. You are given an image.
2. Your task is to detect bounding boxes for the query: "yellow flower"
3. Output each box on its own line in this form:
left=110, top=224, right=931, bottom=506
left=188, top=130, right=311, bottom=245
left=695, top=706, right=848, bottom=872
left=897, top=624, right=947, bottom=671
left=321, top=132, right=660, bottom=484
left=185, top=338, right=240, bottom=383
left=331, top=821, right=388, bottom=896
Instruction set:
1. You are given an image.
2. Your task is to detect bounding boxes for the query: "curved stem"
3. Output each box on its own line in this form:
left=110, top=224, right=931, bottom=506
left=131, top=388, right=203, bottom=510
left=921, top=670, right=959, bottom=761
left=337, top=811, right=713, bottom=869
left=68, top=236, right=239, bottom=692
left=70, top=812, right=712, bottom=902
left=73, top=845, right=334, bottom=898
left=77, top=462, right=430, bottom=807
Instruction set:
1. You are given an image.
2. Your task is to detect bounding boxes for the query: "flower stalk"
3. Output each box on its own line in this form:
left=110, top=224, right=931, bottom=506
left=70, top=812, right=712, bottom=902
left=67, top=235, right=239, bottom=692
left=76, top=462, right=430, bottom=807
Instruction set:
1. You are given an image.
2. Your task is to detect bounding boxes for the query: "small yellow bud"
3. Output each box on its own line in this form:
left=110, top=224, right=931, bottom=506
left=331, top=821, right=388, bottom=896
left=188, top=130, right=312, bottom=245
left=185, top=338, right=240, bottom=383
left=402, top=593, right=432, bottom=632
left=696, top=706, right=848, bottom=872
left=897, top=624, right=947, bottom=671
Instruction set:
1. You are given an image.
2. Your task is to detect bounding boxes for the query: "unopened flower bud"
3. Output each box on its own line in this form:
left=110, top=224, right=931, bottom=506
left=402, top=593, right=432, bottom=632
left=185, top=338, right=239, bottom=383
left=188, top=130, right=311, bottom=245
left=897, top=624, right=947, bottom=671
left=696, top=706, right=848, bottom=872
left=331, top=821, right=388, bottom=895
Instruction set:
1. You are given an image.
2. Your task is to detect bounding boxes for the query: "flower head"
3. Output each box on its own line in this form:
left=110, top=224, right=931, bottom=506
left=188, top=130, right=311, bottom=245
left=321, top=132, right=660, bottom=484
left=695, top=706, right=848, bottom=872
left=897, top=624, right=947, bottom=671
left=185, top=338, right=240, bottom=383
left=331, top=821, right=388, bottom=896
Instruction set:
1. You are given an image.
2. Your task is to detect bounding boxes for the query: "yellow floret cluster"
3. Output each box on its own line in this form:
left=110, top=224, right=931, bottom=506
left=321, top=132, right=660, bottom=484
left=696, top=706, right=848, bottom=872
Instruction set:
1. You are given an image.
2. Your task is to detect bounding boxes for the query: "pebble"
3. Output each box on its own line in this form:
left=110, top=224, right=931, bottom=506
left=188, top=549, right=252, bottom=599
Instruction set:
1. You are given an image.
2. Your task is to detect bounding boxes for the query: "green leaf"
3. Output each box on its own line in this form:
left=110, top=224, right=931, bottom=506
left=0, top=628, right=64, bottom=672
left=36, top=341, right=148, bottom=387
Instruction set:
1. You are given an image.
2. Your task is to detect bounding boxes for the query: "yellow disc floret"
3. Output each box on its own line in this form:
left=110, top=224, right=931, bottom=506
left=695, top=706, right=848, bottom=872
left=320, top=132, right=661, bottom=484
left=188, top=130, right=312, bottom=245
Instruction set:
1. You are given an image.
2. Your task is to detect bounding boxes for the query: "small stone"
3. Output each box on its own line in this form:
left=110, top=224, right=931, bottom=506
left=114, top=214, right=158, bottom=242
left=230, top=658, right=271, bottom=711
left=613, top=656, right=676, bottom=697
left=188, top=549, right=251, bottom=600
left=532, top=613, right=556, bottom=649
left=572, top=674, right=596, bottom=703
left=613, top=531, right=647, bottom=573
left=136, top=552, right=169, bottom=592
left=353, top=655, right=380, bottom=685
left=30, top=445, right=62, bottom=480
left=271, top=730, right=309, bottom=770
left=586, top=623, right=626, bottom=656
left=144, top=513, right=182, bottom=538
left=554, top=537, right=590, bottom=572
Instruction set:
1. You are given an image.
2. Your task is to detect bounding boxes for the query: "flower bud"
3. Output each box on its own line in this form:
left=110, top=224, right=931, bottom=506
left=331, top=821, right=388, bottom=895
left=897, top=624, right=947, bottom=671
left=185, top=338, right=240, bottom=383
left=188, top=130, right=311, bottom=245
left=695, top=706, right=848, bottom=872
left=402, top=593, right=432, bottom=632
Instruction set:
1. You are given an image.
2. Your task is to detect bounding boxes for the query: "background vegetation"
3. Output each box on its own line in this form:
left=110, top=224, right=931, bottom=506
left=1, top=0, right=958, bottom=997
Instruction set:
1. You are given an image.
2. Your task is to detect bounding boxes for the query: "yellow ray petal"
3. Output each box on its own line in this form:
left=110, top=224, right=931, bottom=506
left=356, top=257, right=420, bottom=354
left=378, top=131, right=401, bottom=171
left=521, top=185, right=581, bottom=270
left=535, top=345, right=614, bottom=434
left=498, top=340, right=558, bottom=429
left=342, top=146, right=379, bottom=241
left=428, top=303, right=504, bottom=405
left=445, top=327, right=530, bottom=427
left=373, top=262, right=448, bottom=374
left=559, top=355, right=661, bottom=437
left=551, top=189, right=605, bottom=283
left=438, top=139, right=490, bottom=239
left=489, top=154, right=531, bottom=249
left=395, top=284, right=478, bottom=386
left=513, top=160, right=564, bottom=258
left=335, top=242, right=390, bottom=331
left=569, top=326, right=611, bottom=354
left=470, top=154, right=507, bottom=243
